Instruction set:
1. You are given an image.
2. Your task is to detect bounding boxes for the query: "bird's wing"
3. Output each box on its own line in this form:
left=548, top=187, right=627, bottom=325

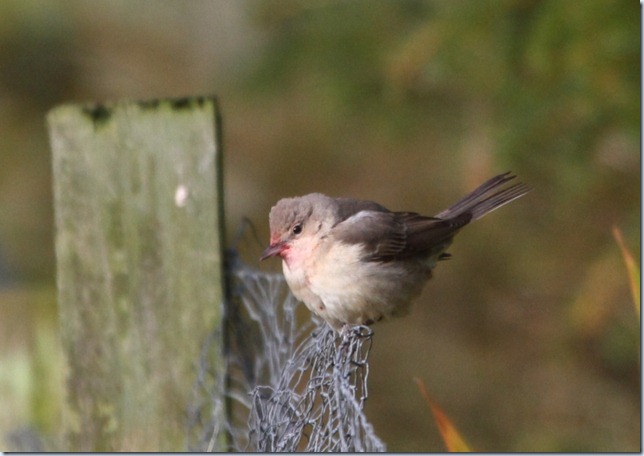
left=332, top=210, right=472, bottom=262
left=333, top=197, right=390, bottom=220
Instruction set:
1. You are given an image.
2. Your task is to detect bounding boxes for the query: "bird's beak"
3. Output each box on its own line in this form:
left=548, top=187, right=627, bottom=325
left=260, top=241, right=286, bottom=261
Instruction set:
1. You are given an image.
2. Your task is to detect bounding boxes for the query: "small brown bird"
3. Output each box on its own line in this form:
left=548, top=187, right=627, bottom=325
left=261, top=172, right=530, bottom=331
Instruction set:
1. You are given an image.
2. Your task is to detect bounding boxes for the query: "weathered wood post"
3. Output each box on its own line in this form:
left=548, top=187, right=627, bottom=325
left=47, top=97, right=226, bottom=451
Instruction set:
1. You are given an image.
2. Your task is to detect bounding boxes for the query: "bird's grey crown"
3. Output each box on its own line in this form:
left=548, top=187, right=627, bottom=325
left=269, top=193, right=335, bottom=234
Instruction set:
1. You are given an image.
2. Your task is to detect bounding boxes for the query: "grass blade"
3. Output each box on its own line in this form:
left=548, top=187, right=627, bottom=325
left=414, top=377, right=473, bottom=452
left=612, top=226, right=640, bottom=318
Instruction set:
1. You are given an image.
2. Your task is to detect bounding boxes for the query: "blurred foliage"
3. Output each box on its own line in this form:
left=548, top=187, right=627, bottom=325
left=246, top=0, right=638, bottom=158
left=0, top=0, right=639, bottom=452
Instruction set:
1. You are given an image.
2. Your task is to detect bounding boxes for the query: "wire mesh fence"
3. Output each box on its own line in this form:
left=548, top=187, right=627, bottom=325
left=187, top=248, right=385, bottom=452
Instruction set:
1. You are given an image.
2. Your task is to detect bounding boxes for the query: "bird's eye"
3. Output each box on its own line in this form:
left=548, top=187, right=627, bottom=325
left=292, top=223, right=302, bottom=235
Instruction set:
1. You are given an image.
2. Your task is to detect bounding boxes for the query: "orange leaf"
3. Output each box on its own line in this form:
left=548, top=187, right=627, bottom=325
left=612, top=225, right=640, bottom=318
left=414, top=377, right=473, bottom=452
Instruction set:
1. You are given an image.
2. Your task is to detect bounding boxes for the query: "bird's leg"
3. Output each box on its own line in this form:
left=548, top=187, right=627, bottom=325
left=339, top=323, right=353, bottom=340
left=337, top=323, right=358, bottom=363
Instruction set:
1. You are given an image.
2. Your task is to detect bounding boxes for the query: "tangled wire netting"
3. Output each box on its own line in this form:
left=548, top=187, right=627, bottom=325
left=187, top=248, right=385, bottom=452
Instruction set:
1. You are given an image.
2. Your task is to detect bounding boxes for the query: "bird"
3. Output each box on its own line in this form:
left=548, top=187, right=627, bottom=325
left=260, top=172, right=530, bottom=331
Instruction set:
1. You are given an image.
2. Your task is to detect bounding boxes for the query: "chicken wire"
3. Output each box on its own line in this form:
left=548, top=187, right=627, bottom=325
left=187, top=247, right=385, bottom=452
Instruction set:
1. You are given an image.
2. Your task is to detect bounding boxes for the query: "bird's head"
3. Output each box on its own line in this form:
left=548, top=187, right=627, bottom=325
left=261, top=193, right=336, bottom=261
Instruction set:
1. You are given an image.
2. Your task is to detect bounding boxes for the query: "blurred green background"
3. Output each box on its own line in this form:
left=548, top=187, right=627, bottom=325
left=0, top=0, right=639, bottom=452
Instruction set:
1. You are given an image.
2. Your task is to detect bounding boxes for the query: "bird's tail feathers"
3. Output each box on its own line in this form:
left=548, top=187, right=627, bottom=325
left=436, top=172, right=530, bottom=221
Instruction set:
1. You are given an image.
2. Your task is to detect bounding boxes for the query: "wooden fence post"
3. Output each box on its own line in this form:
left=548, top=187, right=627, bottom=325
left=47, top=97, right=226, bottom=451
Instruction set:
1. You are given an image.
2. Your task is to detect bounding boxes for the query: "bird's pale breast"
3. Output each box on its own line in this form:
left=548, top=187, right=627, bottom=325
left=305, top=239, right=435, bottom=329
